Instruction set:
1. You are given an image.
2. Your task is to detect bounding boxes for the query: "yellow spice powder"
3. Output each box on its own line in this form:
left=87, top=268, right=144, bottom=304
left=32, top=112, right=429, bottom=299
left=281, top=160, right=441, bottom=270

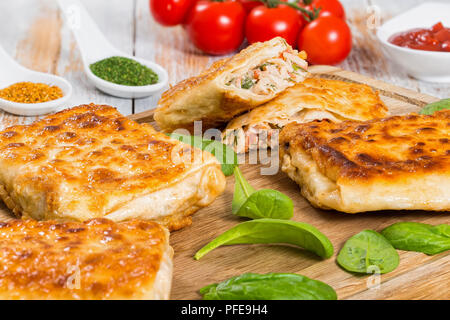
left=0, top=82, right=64, bottom=104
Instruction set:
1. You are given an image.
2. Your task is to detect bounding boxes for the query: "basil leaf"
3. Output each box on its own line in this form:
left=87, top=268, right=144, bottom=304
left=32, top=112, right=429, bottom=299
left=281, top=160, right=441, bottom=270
left=419, top=98, right=450, bottom=115
left=194, top=219, right=334, bottom=260
left=168, top=133, right=238, bottom=176
left=232, top=167, right=293, bottom=220
left=337, top=230, right=399, bottom=274
left=381, top=222, right=450, bottom=255
left=200, top=273, right=337, bottom=300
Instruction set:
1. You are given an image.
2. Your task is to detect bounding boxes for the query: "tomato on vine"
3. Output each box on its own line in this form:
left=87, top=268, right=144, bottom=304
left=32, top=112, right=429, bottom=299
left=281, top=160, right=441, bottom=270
left=245, top=4, right=303, bottom=47
left=185, top=0, right=246, bottom=55
left=305, top=0, right=346, bottom=19
left=298, top=15, right=352, bottom=65
left=238, top=0, right=263, bottom=14
left=149, top=0, right=195, bottom=26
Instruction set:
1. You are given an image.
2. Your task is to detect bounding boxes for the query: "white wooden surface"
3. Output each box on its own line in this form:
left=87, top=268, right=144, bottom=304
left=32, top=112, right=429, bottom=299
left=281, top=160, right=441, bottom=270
left=0, top=0, right=448, bottom=300
left=0, top=0, right=448, bottom=129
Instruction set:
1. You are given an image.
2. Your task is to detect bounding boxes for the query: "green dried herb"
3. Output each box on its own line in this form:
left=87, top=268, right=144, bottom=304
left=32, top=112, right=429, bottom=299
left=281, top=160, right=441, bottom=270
left=90, top=56, right=158, bottom=86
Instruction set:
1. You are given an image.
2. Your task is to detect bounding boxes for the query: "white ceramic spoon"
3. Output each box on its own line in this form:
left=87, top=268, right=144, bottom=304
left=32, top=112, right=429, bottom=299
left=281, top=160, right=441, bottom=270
left=0, top=45, right=72, bottom=116
left=58, top=0, right=168, bottom=99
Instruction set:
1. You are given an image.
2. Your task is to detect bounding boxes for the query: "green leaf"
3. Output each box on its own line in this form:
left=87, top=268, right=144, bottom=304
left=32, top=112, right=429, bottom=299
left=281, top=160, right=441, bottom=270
left=232, top=167, right=293, bottom=220
left=200, top=273, right=337, bottom=300
left=232, top=166, right=256, bottom=214
left=194, top=219, right=334, bottom=260
left=419, top=99, right=450, bottom=115
left=337, top=230, right=399, bottom=274
left=168, top=133, right=238, bottom=176
left=381, top=222, right=450, bottom=255
left=238, top=189, right=294, bottom=220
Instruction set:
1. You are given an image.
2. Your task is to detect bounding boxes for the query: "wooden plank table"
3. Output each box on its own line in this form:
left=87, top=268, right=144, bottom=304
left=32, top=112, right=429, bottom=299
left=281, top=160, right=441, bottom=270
left=0, top=0, right=448, bottom=300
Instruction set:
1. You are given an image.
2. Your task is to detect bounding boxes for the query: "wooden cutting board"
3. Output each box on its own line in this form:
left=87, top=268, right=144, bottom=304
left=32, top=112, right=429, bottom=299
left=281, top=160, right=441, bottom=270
left=1, top=65, right=448, bottom=300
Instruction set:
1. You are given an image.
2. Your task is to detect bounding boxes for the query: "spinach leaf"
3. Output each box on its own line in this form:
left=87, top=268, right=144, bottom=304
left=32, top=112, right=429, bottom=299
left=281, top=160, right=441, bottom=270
left=200, top=273, right=337, bottom=300
left=337, top=230, right=399, bottom=274
left=194, top=218, right=334, bottom=260
left=168, top=133, right=238, bottom=176
left=232, top=166, right=256, bottom=213
left=232, top=167, right=293, bottom=220
left=419, top=98, right=450, bottom=115
left=381, top=222, right=450, bottom=255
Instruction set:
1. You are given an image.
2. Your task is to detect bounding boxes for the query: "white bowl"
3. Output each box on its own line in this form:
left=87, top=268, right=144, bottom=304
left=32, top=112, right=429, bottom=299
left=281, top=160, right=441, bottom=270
left=0, top=74, right=72, bottom=116
left=58, top=0, right=168, bottom=99
left=377, top=2, right=450, bottom=83
left=84, top=55, right=168, bottom=99
left=0, top=45, right=73, bottom=116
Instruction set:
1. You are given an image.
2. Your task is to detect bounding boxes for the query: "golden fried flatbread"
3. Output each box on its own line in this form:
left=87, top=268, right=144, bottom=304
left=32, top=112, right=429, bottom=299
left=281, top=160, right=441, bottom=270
left=154, top=37, right=308, bottom=132
left=0, top=218, right=172, bottom=299
left=223, top=78, right=388, bottom=153
left=279, top=111, right=450, bottom=213
left=0, top=104, right=225, bottom=230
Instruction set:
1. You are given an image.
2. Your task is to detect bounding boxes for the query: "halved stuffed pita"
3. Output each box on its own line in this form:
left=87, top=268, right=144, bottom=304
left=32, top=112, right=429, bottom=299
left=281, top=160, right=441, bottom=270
left=223, top=78, right=388, bottom=153
left=154, top=37, right=308, bottom=132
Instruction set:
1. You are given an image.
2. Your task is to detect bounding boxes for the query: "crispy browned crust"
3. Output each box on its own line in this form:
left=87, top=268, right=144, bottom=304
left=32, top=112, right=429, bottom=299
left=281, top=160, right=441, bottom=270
left=154, top=37, right=297, bottom=132
left=280, top=110, right=450, bottom=182
left=158, top=57, right=230, bottom=110
left=226, top=78, right=388, bottom=131
left=0, top=218, right=171, bottom=300
left=0, top=104, right=224, bottom=227
left=158, top=39, right=274, bottom=111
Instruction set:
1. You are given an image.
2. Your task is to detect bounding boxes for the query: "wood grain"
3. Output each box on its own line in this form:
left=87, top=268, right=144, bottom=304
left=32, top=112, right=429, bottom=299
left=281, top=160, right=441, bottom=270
left=0, top=0, right=448, bottom=300
left=0, top=0, right=134, bottom=123
left=163, top=68, right=449, bottom=300
left=341, top=0, right=450, bottom=99
left=0, top=66, right=447, bottom=300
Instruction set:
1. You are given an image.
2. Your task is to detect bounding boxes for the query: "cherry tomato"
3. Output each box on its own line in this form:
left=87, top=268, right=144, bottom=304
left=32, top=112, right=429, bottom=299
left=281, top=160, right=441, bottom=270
left=185, top=1, right=246, bottom=55
left=298, top=16, right=352, bottom=65
left=238, top=0, right=263, bottom=14
left=149, top=0, right=195, bottom=26
left=307, top=0, right=346, bottom=19
left=245, top=4, right=303, bottom=47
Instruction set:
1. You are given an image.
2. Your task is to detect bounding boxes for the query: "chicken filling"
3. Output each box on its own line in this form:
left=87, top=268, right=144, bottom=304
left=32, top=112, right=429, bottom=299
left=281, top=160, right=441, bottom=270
left=223, top=109, right=342, bottom=153
left=225, top=50, right=308, bottom=95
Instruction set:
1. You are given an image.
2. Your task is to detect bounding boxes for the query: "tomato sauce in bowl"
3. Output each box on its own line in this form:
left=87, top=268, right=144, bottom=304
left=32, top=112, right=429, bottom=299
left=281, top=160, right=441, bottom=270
left=388, top=22, right=450, bottom=52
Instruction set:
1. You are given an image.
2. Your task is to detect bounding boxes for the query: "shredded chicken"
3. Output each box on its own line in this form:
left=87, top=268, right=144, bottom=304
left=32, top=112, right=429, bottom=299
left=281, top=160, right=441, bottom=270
left=223, top=124, right=278, bottom=154
left=226, top=49, right=308, bottom=95
left=223, top=109, right=341, bottom=154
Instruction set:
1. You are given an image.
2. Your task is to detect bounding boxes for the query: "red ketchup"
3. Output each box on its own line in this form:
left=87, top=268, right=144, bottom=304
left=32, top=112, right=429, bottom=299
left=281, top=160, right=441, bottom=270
left=388, top=22, right=450, bottom=52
